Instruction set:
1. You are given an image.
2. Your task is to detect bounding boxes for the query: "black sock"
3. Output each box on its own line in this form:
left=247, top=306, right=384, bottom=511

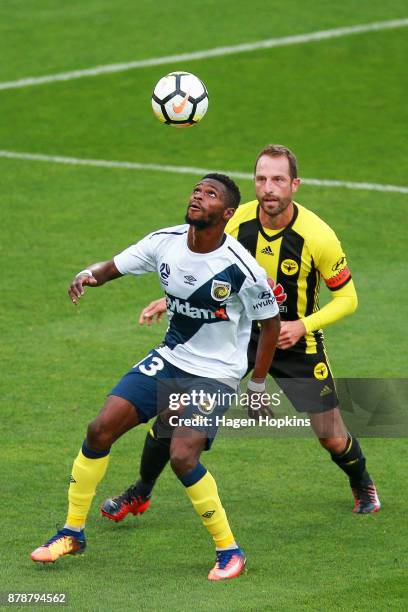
left=133, top=417, right=172, bottom=498
left=330, top=434, right=370, bottom=486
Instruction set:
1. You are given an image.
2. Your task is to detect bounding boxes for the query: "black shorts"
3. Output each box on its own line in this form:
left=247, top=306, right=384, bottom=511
left=247, top=340, right=339, bottom=414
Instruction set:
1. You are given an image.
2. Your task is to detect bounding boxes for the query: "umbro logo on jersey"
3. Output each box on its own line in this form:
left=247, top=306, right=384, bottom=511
left=202, top=510, right=215, bottom=518
left=320, top=385, right=333, bottom=397
left=261, top=246, right=274, bottom=256
left=184, top=274, right=197, bottom=285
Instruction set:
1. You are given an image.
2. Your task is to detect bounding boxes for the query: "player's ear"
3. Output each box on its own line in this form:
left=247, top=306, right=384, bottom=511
left=292, top=178, right=301, bottom=193
left=224, top=207, right=236, bottom=222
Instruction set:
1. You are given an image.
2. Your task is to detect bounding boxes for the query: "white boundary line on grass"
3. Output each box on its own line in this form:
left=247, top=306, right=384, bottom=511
left=1, top=150, right=407, bottom=194
left=0, top=18, right=407, bottom=91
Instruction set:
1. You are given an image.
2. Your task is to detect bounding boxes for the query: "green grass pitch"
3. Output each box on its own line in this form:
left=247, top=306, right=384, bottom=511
left=1, top=1, right=407, bottom=610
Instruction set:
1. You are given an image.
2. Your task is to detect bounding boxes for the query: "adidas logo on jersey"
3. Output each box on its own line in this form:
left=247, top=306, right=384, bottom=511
left=261, top=246, right=274, bottom=255
left=320, top=385, right=332, bottom=397
left=166, top=295, right=229, bottom=321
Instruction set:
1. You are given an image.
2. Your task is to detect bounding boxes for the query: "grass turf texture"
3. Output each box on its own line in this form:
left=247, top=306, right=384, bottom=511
left=1, top=1, right=407, bottom=610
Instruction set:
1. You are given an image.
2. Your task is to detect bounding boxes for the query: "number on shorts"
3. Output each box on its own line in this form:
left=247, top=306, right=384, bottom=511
left=138, top=355, right=165, bottom=377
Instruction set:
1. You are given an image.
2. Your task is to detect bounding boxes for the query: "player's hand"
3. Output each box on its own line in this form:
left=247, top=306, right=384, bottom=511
left=139, top=297, right=167, bottom=326
left=68, top=272, right=97, bottom=305
left=277, top=319, right=306, bottom=349
left=247, top=392, right=275, bottom=420
left=245, top=380, right=275, bottom=420
left=267, top=278, right=287, bottom=305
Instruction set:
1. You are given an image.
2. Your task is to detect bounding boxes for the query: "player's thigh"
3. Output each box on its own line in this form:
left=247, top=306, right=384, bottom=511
left=270, top=347, right=339, bottom=414
left=90, top=395, right=140, bottom=443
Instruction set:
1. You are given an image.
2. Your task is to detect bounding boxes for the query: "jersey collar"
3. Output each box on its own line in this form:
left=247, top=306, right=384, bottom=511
left=256, top=202, right=299, bottom=242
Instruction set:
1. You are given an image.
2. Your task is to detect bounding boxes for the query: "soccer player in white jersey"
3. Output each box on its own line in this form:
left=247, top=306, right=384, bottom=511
left=30, top=174, right=280, bottom=580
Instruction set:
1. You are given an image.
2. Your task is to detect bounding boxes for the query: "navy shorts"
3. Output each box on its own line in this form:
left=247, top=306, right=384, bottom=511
left=109, top=349, right=235, bottom=447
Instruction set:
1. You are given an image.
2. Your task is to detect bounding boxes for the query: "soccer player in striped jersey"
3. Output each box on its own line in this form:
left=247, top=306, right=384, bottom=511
left=102, top=146, right=380, bottom=521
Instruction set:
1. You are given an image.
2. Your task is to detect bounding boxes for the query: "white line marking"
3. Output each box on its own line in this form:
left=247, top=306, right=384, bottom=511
left=0, top=150, right=407, bottom=194
left=1, top=18, right=407, bottom=91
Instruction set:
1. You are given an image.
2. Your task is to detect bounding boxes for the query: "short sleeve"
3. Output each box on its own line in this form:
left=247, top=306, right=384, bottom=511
left=114, top=234, right=157, bottom=276
left=238, top=273, right=279, bottom=321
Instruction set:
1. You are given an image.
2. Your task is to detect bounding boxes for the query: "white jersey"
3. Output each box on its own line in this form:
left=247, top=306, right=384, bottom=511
left=114, top=224, right=279, bottom=381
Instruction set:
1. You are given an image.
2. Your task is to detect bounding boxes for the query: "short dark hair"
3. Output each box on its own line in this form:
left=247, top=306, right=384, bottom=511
left=254, top=144, right=298, bottom=180
left=201, top=173, right=241, bottom=209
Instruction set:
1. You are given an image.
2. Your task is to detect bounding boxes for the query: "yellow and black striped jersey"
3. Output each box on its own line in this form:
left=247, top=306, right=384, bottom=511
left=226, top=200, right=357, bottom=353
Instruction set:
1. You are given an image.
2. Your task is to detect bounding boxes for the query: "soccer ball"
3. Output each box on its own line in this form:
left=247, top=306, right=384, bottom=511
left=151, top=71, right=209, bottom=128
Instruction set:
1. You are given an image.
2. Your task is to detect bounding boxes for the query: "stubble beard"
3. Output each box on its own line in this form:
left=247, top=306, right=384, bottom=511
left=259, top=195, right=292, bottom=218
left=185, top=210, right=218, bottom=229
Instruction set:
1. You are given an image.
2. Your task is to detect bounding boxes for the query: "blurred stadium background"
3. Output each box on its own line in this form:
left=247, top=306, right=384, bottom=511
left=1, top=1, right=407, bottom=609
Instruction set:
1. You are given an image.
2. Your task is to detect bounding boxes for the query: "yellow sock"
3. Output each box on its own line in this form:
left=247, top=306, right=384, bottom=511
left=184, top=469, right=235, bottom=548
left=66, top=448, right=110, bottom=528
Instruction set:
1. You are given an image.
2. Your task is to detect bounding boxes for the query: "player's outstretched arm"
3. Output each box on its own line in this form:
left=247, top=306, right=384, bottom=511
left=68, top=259, right=122, bottom=305
left=138, top=297, right=167, bottom=326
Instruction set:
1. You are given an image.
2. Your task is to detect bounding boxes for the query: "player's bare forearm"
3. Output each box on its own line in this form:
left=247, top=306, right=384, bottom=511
left=251, top=314, right=280, bottom=382
left=68, top=259, right=122, bottom=305
left=86, top=260, right=123, bottom=285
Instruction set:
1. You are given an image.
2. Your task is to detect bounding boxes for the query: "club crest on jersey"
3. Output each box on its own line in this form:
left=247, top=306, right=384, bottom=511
left=280, top=259, right=299, bottom=275
left=211, top=280, right=231, bottom=301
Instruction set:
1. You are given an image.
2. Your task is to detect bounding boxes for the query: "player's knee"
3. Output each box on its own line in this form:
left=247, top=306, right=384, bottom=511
left=319, top=437, right=348, bottom=454
left=170, top=448, right=197, bottom=477
left=86, top=417, right=114, bottom=450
